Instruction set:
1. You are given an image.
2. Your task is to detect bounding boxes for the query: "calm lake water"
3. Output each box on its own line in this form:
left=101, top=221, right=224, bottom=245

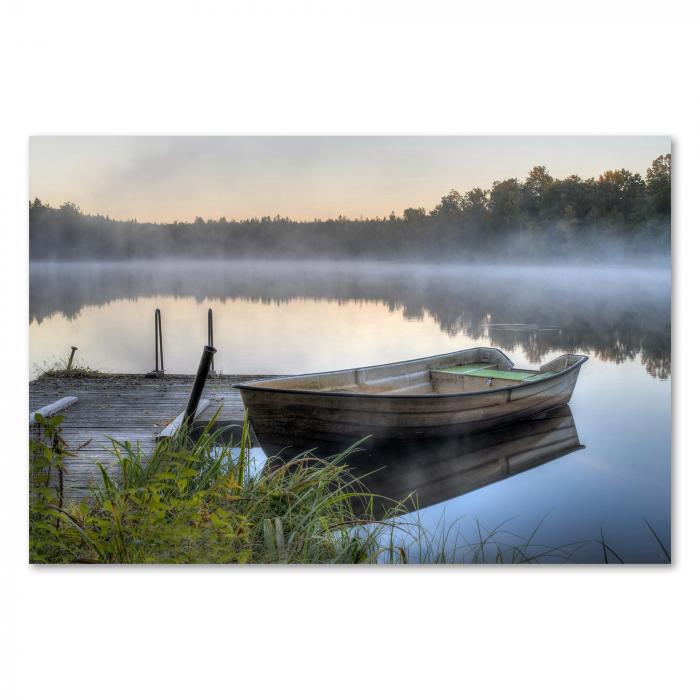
left=29, top=260, right=671, bottom=563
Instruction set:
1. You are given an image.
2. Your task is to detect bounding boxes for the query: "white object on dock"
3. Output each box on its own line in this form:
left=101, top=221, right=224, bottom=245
left=29, top=396, right=78, bottom=424
left=157, top=399, right=210, bottom=440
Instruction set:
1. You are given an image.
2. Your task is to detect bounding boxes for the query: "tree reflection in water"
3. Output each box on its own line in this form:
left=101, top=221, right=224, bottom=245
left=29, top=260, right=670, bottom=379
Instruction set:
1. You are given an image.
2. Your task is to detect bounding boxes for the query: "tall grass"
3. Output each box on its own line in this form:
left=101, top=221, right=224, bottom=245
left=29, top=413, right=671, bottom=564
left=30, top=413, right=418, bottom=563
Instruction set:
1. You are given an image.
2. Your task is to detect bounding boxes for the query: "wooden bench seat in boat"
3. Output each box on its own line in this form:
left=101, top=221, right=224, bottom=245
left=522, top=371, right=556, bottom=382
left=432, top=362, right=497, bottom=375
left=430, top=363, right=545, bottom=392
left=438, top=365, right=536, bottom=381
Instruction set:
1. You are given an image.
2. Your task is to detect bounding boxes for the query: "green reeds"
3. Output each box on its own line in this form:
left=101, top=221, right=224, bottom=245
left=29, top=413, right=671, bottom=564
left=30, top=412, right=413, bottom=563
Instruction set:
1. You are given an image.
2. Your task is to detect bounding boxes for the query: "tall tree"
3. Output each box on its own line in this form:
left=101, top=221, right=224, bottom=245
left=522, top=165, right=554, bottom=220
left=489, top=179, right=523, bottom=231
left=646, top=153, right=671, bottom=217
left=596, top=169, right=646, bottom=225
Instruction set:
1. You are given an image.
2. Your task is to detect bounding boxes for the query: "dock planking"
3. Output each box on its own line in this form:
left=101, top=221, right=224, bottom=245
left=29, top=373, right=273, bottom=498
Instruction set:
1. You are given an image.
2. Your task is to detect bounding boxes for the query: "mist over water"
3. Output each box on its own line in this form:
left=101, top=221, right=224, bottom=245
left=30, top=259, right=670, bottom=378
left=29, top=259, right=671, bottom=562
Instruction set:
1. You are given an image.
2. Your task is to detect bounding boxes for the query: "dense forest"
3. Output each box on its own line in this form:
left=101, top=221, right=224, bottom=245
left=29, top=154, right=671, bottom=262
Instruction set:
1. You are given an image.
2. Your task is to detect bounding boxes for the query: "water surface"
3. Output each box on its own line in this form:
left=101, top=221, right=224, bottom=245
left=29, top=260, right=671, bottom=562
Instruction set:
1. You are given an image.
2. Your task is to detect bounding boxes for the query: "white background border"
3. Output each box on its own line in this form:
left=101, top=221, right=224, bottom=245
left=1, top=2, right=696, bottom=699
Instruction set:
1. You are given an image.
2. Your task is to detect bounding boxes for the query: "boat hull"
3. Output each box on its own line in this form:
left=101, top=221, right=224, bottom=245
left=238, top=350, right=586, bottom=451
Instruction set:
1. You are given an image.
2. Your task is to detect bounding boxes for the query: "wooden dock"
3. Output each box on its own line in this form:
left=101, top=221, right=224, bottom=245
left=29, top=374, right=271, bottom=498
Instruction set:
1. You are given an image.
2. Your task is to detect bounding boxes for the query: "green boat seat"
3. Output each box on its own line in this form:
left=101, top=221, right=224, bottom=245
left=467, top=368, right=536, bottom=381
left=521, top=371, right=556, bottom=382
left=438, top=365, right=536, bottom=381
left=436, top=363, right=496, bottom=375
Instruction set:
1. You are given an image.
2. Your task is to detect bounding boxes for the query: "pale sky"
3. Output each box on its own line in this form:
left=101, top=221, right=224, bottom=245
left=29, top=136, right=670, bottom=223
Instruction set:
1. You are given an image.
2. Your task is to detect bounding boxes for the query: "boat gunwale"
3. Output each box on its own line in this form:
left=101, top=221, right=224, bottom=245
left=234, top=348, right=589, bottom=400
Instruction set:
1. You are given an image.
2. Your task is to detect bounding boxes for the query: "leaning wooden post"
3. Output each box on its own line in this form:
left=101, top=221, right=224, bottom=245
left=183, top=345, right=217, bottom=435
left=67, top=346, right=78, bottom=371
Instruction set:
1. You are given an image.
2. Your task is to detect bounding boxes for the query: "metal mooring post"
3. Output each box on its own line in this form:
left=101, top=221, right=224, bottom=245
left=146, top=309, right=165, bottom=377
left=183, top=345, right=217, bottom=433
left=156, top=309, right=164, bottom=372
left=207, top=308, right=215, bottom=373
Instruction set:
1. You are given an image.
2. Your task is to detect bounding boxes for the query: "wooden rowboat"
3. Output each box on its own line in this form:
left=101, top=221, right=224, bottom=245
left=236, top=347, right=587, bottom=448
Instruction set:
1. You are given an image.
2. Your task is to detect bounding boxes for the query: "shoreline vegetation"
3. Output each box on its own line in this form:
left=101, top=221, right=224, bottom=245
left=37, top=357, right=105, bottom=379
left=29, top=412, right=670, bottom=564
left=29, top=155, right=670, bottom=263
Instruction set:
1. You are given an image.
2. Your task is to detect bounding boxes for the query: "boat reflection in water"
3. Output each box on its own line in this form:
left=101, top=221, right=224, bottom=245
left=257, top=405, right=583, bottom=516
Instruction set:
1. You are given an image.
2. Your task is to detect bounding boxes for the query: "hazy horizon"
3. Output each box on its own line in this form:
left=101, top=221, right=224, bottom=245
left=29, top=135, right=670, bottom=224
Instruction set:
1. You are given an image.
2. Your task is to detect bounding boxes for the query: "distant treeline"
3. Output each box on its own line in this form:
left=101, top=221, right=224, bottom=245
left=29, top=154, right=671, bottom=262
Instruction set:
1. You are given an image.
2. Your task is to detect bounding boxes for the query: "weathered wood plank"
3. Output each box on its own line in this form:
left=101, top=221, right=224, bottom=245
left=28, top=373, right=276, bottom=498
left=157, top=399, right=210, bottom=439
